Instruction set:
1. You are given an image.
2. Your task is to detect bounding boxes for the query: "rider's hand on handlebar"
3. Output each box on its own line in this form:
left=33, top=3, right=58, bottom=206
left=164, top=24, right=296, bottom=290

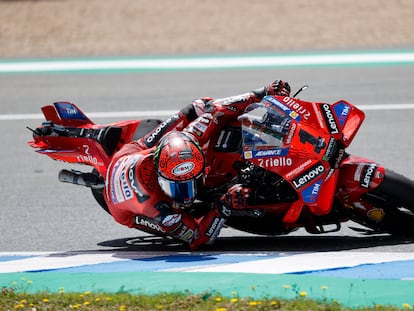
left=267, top=80, right=291, bottom=97
left=221, top=184, right=251, bottom=210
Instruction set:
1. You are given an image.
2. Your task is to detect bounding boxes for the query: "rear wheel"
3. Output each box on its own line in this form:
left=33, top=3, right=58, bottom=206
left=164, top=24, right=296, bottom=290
left=90, top=169, right=111, bottom=215
left=356, top=169, right=414, bottom=234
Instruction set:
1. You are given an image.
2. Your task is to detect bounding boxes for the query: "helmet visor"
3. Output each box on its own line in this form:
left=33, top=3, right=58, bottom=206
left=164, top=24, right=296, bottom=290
left=158, top=175, right=198, bottom=206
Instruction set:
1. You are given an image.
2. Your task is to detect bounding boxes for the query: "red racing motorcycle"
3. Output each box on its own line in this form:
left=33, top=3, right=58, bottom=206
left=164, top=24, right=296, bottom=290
left=27, top=91, right=414, bottom=238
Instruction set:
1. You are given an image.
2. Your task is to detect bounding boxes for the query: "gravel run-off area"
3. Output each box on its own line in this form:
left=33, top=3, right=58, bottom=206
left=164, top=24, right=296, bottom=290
left=1, top=0, right=413, bottom=59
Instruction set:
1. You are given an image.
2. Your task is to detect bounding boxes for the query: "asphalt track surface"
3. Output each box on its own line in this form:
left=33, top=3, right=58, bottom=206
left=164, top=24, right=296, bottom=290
left=1, top=61, right=414, bottom=254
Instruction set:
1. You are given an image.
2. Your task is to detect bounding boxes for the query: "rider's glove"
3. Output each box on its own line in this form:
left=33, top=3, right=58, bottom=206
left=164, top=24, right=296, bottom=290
left=220, top=184, right=251, bottom=210
left=266, top=80, right=291, bottom=97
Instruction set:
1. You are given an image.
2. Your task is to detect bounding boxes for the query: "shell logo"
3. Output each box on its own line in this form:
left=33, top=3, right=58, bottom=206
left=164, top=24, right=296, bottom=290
left=172, top=162, right=195, bottom=176
left=367, top=208, right=385, bottom=222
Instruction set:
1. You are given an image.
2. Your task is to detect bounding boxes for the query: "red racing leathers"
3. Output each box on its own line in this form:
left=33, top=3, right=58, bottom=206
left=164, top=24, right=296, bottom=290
left=104, top=81, right=290, bottom=249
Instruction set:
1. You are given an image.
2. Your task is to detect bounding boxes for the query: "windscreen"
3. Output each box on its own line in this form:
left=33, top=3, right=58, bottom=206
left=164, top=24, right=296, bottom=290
left=239, top=100, right=292, bottom=152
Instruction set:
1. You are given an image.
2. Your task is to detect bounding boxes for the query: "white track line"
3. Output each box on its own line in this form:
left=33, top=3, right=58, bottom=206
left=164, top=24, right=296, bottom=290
left=1, top=104, right=414, bottom=121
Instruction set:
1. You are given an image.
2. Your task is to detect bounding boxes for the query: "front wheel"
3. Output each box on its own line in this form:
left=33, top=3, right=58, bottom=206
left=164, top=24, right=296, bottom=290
left=356, top=169, right=414, bottom=234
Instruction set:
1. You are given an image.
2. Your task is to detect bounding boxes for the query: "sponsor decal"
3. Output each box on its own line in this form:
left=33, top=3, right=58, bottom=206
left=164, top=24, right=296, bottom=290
left=192, top=114, right=211, bottom=134
left=206, top=217, right=226, bottom=239
left=264, top=96, right=301, bottom=121
left=321, top=104, right=339, bottom=134
left=285, top=122, right=297, bottom=145
left=219, top=94, right=247, bottom=106
left=282, top=97, right=311, bottom=120
left=215, top=130, right=226, bottom=148
left=172, top=162, right=195, bottom=176
left=258, top=157, right=293, bottom=168
left=172, top=223, right=195, bottom=242
left=161, top=214, right=182, bottom=227
left=324, top=168, right=335, bottom=181
left=135, top=216, right=165, bottom=233
left=145, top=114, right=180, bottom=146
left=206, top=217, right=221, bottom=237
left=214, top=128, right=238, bottom=150
left=323, top=137, right=337, bottom=161
left=77, top=144, right=103, bottom=166
left=111, top=156, right=139, bottom=203
left=128, top=158, right=150, bottom=203
left=55, top=102, right=88, bottom=120
left=360, top=163, right=377, bottom=189
left=302, top=179, right=323, bottom=203
left=332, top=148, right=346, bottom=169
left=334, top=102, right=351, bottom=126
left=251, top=148, right=289, bottom=158
left=193, top=122, right=208, bottom=133
left=292, top=162, right=326, bottom=189
left=243, top=151, right=253, bottom=159
left=285, top=159, right=313, bottom=178
left=178, top=227, right=195, bottom=242
left=109, top=161, right=120, bottom=204
left=367, top=208, right=385, bottom=222
left=120, top=170, right=133, bottom=200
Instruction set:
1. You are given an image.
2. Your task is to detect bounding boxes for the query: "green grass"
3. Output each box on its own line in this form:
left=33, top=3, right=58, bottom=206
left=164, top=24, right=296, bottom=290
left=1, top=286, right=410, bottom=311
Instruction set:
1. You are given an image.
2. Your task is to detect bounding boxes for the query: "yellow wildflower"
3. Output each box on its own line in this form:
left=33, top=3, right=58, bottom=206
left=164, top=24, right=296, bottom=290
left=14, top=304, right=25, bottom=309
left=299, top=291, right=307, bottom=297
left=249, top=301, right=257, bottom=306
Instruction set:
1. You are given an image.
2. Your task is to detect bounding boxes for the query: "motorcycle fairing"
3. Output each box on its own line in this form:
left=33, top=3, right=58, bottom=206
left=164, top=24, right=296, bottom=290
left=32, top=136, right=110, bottom=176
left=319, top=100, right=365, bottom=147
left=337, top=155, right=386, bottom=197
left=241, top=96, right=365, bottom=223
left=30, top=102, right=141, bottom=177
left=41, top=102, right=94, bottom=127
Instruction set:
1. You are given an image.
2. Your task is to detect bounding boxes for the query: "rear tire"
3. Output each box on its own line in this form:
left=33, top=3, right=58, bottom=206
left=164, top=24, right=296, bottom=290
left=90, top=169, right=111, bottom=215
left=358, top=169, right=414, bottom=234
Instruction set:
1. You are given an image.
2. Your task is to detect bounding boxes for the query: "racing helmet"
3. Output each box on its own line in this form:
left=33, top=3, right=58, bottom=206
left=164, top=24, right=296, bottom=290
left=153, top=131, right=205, bottom=206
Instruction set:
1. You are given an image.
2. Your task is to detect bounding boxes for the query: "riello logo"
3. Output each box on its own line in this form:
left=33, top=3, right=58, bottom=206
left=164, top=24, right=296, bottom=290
left=292, top=163, right=326, bottom=189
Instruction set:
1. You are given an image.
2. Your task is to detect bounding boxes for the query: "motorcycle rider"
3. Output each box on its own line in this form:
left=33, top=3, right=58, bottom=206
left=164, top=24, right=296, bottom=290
left=104, top=80, right=291, bottom=249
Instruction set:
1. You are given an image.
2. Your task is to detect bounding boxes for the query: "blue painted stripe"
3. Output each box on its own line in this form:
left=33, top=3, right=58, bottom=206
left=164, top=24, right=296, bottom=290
left=296, top=259, right=414, bottom=279
left=0, top=255, right=34, bottom=262
left=39, top=254, right=275, bottom=273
